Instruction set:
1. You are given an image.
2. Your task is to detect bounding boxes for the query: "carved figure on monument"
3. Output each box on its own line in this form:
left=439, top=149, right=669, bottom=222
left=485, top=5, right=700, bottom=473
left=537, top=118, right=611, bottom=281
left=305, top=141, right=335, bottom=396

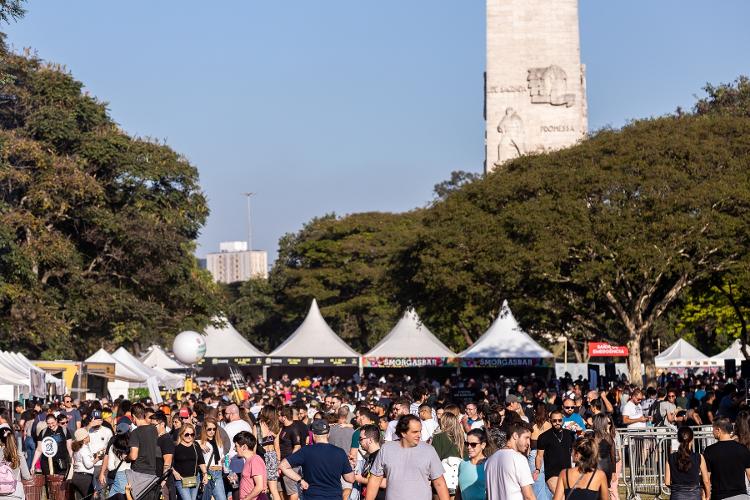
left=495, top=107, right=525, bottom=166
left=527, top=65, right=576, bottom=107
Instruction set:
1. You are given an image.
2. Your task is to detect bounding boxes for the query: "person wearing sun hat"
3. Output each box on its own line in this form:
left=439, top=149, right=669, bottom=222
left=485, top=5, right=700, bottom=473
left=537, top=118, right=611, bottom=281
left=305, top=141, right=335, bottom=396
left=71, top=427, right=95, bottom=498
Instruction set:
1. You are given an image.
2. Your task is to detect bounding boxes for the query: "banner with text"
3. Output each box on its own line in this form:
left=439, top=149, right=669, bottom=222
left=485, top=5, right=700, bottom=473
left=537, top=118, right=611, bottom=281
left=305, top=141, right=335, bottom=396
left=588, top=342, right=629, bottom=357
left=363, top=357, right=458, bottom=368
left=460, top=357, right=553, bottom=368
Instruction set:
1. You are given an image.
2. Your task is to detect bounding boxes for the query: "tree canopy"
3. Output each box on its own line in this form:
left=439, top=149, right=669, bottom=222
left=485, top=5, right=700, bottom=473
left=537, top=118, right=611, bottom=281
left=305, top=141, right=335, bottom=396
left=0, top=44, right=221, bottom=358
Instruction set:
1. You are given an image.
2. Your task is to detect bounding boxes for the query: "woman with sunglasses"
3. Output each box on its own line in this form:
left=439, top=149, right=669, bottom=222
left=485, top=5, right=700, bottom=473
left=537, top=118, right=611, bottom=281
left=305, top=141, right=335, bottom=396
left=456, top=429, right=488, bottom=500
left=198, top=417, right=228, bottom=500
left=173, top=424, right=208, bottom=500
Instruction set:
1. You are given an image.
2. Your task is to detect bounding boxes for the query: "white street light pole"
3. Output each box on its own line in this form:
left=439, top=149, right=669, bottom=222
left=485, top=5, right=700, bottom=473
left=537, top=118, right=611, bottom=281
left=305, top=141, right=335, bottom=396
left=242, top=192, right=255, bottom=251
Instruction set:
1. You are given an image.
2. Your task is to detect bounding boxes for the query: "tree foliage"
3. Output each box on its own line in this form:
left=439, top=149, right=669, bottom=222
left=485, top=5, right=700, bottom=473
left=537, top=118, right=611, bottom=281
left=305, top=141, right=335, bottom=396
left=0, top=46, right=221, bottom=358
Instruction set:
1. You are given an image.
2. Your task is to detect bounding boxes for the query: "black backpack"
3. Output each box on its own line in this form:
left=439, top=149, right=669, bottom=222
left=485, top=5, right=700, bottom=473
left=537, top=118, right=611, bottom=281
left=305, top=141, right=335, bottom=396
left=649, top=400, right=665, bottom=426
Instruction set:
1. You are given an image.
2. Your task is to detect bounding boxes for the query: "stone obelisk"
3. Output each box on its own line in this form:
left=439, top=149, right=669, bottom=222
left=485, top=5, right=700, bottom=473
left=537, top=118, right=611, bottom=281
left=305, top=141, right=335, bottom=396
left=485, top=0, right=588, bottom=173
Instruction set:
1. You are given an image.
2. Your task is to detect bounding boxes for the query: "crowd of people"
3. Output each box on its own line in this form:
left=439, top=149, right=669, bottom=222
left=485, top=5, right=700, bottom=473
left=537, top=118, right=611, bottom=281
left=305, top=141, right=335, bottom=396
left=0, top=370, right=748, bottom=500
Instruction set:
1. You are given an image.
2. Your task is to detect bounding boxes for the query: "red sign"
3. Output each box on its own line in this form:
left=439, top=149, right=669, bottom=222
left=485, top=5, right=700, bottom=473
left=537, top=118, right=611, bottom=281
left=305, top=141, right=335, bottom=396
left=588, top=342, right=629, bottom=357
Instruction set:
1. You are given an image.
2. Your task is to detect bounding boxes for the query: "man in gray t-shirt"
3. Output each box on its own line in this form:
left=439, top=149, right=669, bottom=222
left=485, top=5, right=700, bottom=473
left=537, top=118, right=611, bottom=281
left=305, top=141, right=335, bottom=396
left=366, top=415, right=449, bottom=500
left=329, top=408, right=356, bottom=495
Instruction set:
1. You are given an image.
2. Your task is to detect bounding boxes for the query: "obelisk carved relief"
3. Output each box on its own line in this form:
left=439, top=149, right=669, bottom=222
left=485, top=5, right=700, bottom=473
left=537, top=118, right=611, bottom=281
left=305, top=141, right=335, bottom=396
left=485, top=0, right=588, bottom=173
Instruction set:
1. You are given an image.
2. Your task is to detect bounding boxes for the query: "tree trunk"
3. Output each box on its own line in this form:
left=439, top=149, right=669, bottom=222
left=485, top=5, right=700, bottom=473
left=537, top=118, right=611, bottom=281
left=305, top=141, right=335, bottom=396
left=627, top=336, right=643, bottom=384
left=641, top=334, right=656, bottom=386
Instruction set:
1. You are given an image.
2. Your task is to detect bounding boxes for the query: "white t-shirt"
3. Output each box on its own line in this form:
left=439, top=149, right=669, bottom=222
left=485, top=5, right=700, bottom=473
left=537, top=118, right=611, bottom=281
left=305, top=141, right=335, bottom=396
left=88, top=426, right=113, bottom=466
left=485, top=449, right=533, bottom=500
left=623, top=400, right=646, bottom=429
left=384, top=420, right=399, bottom=441
left=420, top=419, right=439, bottom=441
left=223, top=419, right=252, bottom=458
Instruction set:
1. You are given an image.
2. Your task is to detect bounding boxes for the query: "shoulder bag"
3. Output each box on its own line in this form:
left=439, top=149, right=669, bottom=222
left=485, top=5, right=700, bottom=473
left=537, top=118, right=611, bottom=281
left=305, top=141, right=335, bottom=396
left=180, top=444, right=198, bottom=488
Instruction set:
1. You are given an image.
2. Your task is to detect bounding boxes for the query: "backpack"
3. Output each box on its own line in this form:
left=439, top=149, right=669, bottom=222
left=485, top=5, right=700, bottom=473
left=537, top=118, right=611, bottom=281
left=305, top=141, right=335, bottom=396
left=649, top=400, right=665, bottom=426
left=0, top=460, right=16, bottom=495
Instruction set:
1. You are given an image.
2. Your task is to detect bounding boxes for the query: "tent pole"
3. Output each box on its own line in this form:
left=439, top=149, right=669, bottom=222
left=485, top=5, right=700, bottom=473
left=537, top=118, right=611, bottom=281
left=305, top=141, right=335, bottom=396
left=564, top=338, right=568, bottom=371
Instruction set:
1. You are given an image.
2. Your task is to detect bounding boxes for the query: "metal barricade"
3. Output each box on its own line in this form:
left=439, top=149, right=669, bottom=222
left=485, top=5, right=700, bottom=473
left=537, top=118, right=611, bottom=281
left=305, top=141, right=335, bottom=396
left=617, top=426, right=716, bottom=500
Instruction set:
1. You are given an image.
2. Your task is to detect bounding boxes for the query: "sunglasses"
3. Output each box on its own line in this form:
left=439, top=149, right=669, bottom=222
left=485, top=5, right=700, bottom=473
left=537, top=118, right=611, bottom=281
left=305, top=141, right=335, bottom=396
left=206, top=427, right=216, bottom=432
left=563, top=406, right=575, bottom=410
left=551, top=419, right=563, bottom=423
left=467, top=442, right=482, bottom=448
left=183, top=433, right=194, bottom=438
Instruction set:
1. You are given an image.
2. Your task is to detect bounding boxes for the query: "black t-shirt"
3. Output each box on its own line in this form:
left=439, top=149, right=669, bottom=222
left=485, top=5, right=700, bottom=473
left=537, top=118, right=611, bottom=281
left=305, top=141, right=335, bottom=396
left=279, top=424, right=304, bottom=459
left=130, top=425, right=159, bottom=475
left=668, top=452, right=700, bottom=486
left=293, top=421, right=310, bottom=446
left=537, top=428, right=575, bottom=478
left=363, top=449, right=386, bottom=500
left=156, top=433, right=176, bottom=474
left=38, top=427, right=70, bottom=474
left=704, top=440, right=750, bottom=499
left=173, top=443, right=204, bottom=477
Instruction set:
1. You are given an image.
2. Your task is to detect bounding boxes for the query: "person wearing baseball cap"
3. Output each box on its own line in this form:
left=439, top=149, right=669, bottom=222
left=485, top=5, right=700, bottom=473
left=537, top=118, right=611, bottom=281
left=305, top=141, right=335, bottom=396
left=279, top=418, right=354, bottom=499
left=86, top=408, right=113, bottom=497
left=71, top=428, right=94, bottom=499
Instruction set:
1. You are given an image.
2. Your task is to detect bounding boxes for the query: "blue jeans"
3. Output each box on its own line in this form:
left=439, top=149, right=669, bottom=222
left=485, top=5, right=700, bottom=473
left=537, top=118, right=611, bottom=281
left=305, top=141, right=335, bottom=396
left=25, top=437, right=36, bottom=470
left=107, top=471, right=128, bottom=498
left=175, top=479, right=200, bottom=500
left=202, top=470, right=226, bottom=500
left=529, top=449, right=552, bottom=500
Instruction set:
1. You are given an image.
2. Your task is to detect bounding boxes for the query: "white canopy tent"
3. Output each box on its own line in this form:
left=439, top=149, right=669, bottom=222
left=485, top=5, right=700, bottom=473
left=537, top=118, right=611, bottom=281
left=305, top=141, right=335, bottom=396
left=363, top=309, right=457, bottom=368
left=111, top=347, right=184, bottom=390
left=655, top=338, right=720, bottom=368
left=85, top=348, right=147, bottom=399
left=268, top=300, right=360, bottom=367
left=140, top=345, right=187, bottom=371
left=0, top=351, right=62, bottom=398
left=711, top=339, right=747, bottom=364
left=203, top=318, right=266, bottom=360
left=460, top=300, right=554, bottom=368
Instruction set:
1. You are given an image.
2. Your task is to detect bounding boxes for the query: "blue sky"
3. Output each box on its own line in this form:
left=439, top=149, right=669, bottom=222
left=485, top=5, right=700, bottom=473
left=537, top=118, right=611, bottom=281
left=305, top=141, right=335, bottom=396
left=5, top=1, right=749, bottom=261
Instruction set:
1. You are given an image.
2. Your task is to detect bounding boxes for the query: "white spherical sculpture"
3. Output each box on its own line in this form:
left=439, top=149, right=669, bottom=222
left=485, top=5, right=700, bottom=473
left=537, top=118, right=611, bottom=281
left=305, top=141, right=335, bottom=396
left=173, top=331, right=207, bottom=365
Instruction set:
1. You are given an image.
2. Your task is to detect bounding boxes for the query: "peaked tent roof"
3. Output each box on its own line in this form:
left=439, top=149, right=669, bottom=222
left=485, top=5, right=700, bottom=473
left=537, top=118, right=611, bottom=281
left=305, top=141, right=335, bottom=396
left=711, top=339, right=747, bottom=363
left=112, top=347, right=184, bottom=389
left=460, top=300, right=554, bottom=359
left=86, top=348, right=146, bottom=382
left=655, top=338, right=719, bottom=367
left=140, top=345, right=188, bottom=371
left=203, top=318, right=266, bottom=358
left=269, top=300, right=360, bottom=358
left=364, top=309, right=456, bottom=358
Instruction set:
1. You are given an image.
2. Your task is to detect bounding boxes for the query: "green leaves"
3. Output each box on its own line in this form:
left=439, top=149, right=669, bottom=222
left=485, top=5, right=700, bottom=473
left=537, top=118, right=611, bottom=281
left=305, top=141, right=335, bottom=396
left=0, top=43, right=221, bottom=358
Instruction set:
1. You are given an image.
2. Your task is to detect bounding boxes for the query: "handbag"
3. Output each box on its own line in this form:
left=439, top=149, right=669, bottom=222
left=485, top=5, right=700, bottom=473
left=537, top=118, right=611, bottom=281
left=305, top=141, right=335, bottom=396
left=180, top=444, right=199, bottom=488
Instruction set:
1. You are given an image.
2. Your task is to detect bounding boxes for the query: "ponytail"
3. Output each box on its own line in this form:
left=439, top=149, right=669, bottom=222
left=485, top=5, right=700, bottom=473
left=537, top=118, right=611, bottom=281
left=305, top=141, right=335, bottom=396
left=676, top=426, right=693, bottom=472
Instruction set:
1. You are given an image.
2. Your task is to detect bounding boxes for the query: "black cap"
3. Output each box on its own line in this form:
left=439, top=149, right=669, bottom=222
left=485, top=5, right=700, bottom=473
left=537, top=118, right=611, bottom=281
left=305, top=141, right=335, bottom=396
left=310, top=419, right=330, bottom=435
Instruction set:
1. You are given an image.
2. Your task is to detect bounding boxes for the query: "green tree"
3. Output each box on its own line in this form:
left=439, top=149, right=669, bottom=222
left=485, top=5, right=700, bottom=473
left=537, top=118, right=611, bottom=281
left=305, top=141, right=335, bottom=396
left=0, top=46, right=222, bottom=358
left=265, top=211, right=423, bottom=352
left=399, top=113, right=750, bottom=383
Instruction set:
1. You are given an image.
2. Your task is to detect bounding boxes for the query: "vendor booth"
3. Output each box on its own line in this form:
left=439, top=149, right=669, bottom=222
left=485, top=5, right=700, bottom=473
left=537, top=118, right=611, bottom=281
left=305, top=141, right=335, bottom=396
left=362, top=309, right=458, bottom=370
left=460, top=300, right=554, bottom=374
left=266, top=300, right=360, bottom=375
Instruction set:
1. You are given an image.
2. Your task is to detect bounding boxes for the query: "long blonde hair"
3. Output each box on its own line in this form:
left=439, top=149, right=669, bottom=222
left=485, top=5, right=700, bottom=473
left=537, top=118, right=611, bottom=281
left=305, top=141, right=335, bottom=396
left=438, top=412, right=465, bottom=458
left=199, top=417, right=223, bottom=449
left=0, top=427, right=19, bottom=469
left=176, top=423, right=196, bottom=445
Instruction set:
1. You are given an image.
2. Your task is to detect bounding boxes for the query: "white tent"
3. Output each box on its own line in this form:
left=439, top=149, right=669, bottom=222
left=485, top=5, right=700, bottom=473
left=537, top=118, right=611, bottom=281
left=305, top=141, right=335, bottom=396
left=0, top=351, right=62, bottom=391
left=655, top=339, right=720, bottom=368
left=140, top=345, right=187, bottom=371
left=112, top=347, right=184, bottom=390
left=363, top=309, right=457, bottom=368
left=460, top=300, right=554, bottom=368
left=268, top=300, right=360, bottom=366
left=203, top=318, right=266, bottom=360
left=711, top=340, right=747, bottom=364
left=85, top=349, right=147, bottom=383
